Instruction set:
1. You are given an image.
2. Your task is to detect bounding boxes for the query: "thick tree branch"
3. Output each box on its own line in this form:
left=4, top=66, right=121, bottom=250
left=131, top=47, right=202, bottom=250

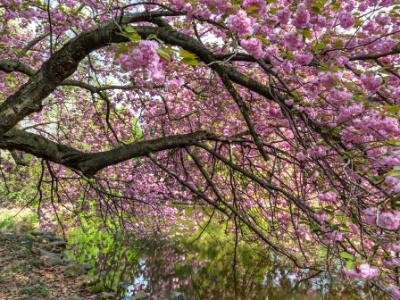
left=0, top=128, right=215, bottom=176
left=0, top=11, right=177, bottom=136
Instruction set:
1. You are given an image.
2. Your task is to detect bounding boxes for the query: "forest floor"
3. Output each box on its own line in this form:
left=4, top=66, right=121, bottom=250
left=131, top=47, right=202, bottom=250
left=0, top=207, right=93, bottom=300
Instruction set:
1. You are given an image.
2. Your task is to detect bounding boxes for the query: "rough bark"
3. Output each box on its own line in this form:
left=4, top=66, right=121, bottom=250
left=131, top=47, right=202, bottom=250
left=0, top=129, right=214, bottom=176
left=0, top=11, right=177, bottom=136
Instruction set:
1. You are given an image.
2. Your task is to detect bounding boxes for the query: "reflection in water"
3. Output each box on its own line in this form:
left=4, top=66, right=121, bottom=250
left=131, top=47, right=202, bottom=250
left=117, top=238, right=385, bottom=300
left=68, top=220, right=388, bottom=299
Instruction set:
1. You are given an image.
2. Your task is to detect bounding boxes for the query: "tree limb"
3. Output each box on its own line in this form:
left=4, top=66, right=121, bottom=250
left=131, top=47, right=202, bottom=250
left=0, top=59, right=35, bottom=76
left=0, top=11, right=177, bottom=136
left=0, top=128, right=215, bottom=176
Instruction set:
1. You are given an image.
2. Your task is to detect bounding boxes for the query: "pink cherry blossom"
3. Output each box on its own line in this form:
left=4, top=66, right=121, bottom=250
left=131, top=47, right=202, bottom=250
left=227, top=10, right=252, bottom=35
left=294, top=53, right=313, bottom=65
left=296, top=152, right=307, bottom=161
left=339, top=12, right=355, bottom=28
left=284, top=32, right=303, bottom=50
left=277, top=8, right=291, bottom=25
left=383, top=258, right=400, bottom=268
left=344, top=263, right=379, bottom=280
left=319, top=192, right=337, bottom=203
left=377, top=211, right=400, bottom=231
left=362, top=208, right=377, bottom=225
left=360, top=74, right=382, bottom=93
left=292, top=4, right=310, bottom=29
left=391, top=242, right=400, bottom=252
left=241, top=38, right=264, bottom=59
left=391, top=286, right=400, bottom=300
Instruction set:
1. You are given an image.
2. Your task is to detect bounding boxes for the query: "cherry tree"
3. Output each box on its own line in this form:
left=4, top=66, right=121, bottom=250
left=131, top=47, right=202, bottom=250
left=0, top=0, right=399, bottom=297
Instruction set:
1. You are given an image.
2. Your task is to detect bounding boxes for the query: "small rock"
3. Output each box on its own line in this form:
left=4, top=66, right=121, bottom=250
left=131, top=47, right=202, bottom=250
left=64, top=263, right=85, bottom=277
left=76, top=274, right=91, bottom=287
left=41, top=240, right=67, bottom=253
left=31, top=230, right=45, bottom=236
left=48, top=240, right=67, bottom=247
left=81, top=263, right=92, bottom=272
left=43, top=233, right=59, bottom=242
left=31, top=231, right=59, bottom=243
left=39, top=248, right=65, bottom=266
left=100, top=291, right=116, bottom=299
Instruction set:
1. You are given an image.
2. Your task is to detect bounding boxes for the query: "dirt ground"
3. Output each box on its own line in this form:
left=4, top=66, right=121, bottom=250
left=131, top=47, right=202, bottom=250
left=0, top=208, right=92, bottom=300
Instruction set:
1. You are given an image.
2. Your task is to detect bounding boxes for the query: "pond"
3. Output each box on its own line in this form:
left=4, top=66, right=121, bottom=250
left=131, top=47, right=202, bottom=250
left=66, top=218, right=388, bottom=300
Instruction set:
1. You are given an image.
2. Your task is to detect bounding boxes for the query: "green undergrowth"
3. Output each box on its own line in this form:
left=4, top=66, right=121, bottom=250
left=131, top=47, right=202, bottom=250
left=66, top=214, right=139, bottom=295
left=0, top=208, right=38, bottom=232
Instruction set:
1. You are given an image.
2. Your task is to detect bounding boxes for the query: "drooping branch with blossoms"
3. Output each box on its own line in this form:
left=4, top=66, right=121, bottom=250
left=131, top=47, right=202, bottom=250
left=0, top=0, right=399, bottom=297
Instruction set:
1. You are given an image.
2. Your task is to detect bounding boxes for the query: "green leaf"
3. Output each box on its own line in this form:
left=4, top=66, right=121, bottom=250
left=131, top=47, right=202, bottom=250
left=180, top=57, right=200, bottom=66
left=315, top=41, right=327, bottom=51
left=255, top=34, right=270, bottom=46
left=299, top=28, right=312, bottom=39
left=386, top=139, right=400, bottom=146
left=146, top=34, right=163, bottom=43
left=352, top=93, right=366, bottom=102
left=340, top=251, right=354, bottom=260
left=114, top=44, right=130, bottom=59
left=346, top=260, right=355, bottom=269
left=127, top=33, right=141, bottom=43
left=312, top=0, right=328, bottom=14
left=123, top=26, right=141, bottom=43
left=331, top=1, right=341, bottom=11
left=245, top=5, right=259, bottom=12
left=124, top=26, right=137, bottom=33
left=333, top=40, right=343, bottom=48
left=387, top=170, right=400, bottom=176
left=283, top=51, right=294, bottom=59
left=384, top=105, right=400, bottom=114
left=147, top=34, right=158, bottom=40
left=179, top=49, right=197, bottom=59
left=245, top=5, right=260, bottom=15
left=310, top=223, right=320, bottom=233
left=329, top=224, right=341, bottom=231
left=156, top=47, right=171, bottom=61
left=268, top=7, right=279, bottom=14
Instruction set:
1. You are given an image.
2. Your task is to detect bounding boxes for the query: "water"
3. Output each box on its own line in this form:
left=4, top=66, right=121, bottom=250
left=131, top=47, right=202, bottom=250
left=67, top=219, right=389, bottom=299
left=114, top=240, right=385, bottom=300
